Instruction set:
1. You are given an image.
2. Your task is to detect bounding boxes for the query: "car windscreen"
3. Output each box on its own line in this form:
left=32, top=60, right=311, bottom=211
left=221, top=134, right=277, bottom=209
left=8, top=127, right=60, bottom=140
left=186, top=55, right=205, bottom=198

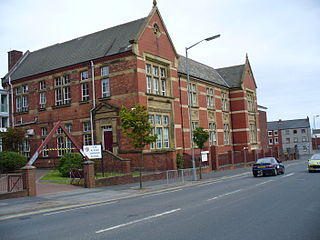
left=311, top=154, right=320, bottom=160
left=256, top=158, right=275, bottom=164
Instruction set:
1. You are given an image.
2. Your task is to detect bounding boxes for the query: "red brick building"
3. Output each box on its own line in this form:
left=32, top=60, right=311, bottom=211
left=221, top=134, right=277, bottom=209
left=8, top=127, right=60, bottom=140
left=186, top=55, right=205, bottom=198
left=2, top=3, right=262, bottom=170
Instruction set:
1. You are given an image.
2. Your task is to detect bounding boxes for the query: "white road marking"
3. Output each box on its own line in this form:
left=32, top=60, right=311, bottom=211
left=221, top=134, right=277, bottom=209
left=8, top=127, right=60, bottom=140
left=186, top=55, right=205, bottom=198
left=207, top=189, right=243, bottom=201
left=43, top=201, right=118, bottom=216
left=280, top=173, right=295, bottom=178
left=141, top=189, right=182, bottom=198
left=96, top=208, right=181, bottom=234
left=255, top=180, right=274, bottom=186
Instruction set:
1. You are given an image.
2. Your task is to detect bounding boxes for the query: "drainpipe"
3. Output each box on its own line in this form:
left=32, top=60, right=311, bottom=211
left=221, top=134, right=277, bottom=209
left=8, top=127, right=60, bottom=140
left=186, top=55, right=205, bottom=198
left=90, top=61, right=96, bottom=145
left=8, top=76, right=14, bottom=127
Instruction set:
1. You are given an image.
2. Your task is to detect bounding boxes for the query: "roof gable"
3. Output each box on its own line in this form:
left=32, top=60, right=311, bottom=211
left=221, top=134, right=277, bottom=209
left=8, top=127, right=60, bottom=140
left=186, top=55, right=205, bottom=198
left=3, top=17, right=147, bottom=82
left=216, top=64, right=245, bottom=88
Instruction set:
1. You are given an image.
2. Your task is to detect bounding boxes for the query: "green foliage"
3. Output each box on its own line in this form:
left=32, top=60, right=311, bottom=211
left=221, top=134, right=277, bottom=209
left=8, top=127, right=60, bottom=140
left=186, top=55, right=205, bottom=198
left=0, top=127, right=25, bottom=152
left=0, top=151, right=27, bottom=173
left=58, top=153, right=83, bottom=177
left=119, top=104, right=157, bottom=149
left=193, top=127, right=209, bottom=150
left=176, top=152, right=184, bottom=169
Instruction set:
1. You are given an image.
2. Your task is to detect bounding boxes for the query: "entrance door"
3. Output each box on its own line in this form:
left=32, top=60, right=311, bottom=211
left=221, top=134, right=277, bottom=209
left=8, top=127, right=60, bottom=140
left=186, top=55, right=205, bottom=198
left=103, top=126, right=113, bottom=152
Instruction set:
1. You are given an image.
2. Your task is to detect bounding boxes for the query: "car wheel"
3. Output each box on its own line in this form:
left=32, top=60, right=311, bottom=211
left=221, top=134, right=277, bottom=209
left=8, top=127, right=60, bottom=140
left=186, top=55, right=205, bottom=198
left=253, top=173, right=258, bottom=177
left=273, top=169, right=277, bottom=176
left=308, top=170, right=313, bottom=173
left=282, top=168, right=285, bottom=174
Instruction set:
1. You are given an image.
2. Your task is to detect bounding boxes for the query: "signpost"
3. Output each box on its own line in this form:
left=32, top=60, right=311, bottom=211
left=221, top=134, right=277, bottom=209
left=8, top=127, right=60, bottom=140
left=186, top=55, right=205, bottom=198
left=83, top=145, right=102, bottom=159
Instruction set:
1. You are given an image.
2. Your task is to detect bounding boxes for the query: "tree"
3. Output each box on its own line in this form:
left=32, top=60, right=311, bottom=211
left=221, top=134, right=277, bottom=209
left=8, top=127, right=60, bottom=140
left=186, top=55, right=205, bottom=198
left=119, top=104, right=157, bottom=188
left=193, top=127, right=209, bottom=179
left=0, top=127, right=25, bottom=152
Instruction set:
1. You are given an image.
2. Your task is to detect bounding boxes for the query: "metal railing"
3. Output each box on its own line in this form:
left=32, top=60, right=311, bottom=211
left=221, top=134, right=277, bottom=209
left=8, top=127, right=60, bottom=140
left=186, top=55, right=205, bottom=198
left=165, top=168, right=196, bottom=185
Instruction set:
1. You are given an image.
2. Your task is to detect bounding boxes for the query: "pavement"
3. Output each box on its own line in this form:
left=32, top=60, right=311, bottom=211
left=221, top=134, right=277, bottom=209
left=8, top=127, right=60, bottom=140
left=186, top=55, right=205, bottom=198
left=0, top=157, right=308, bottom=220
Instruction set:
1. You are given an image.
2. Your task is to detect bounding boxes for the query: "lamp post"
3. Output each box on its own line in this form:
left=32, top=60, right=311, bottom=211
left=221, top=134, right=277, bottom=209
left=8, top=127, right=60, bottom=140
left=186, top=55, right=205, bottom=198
left=185, top=34, right=220, bottom=181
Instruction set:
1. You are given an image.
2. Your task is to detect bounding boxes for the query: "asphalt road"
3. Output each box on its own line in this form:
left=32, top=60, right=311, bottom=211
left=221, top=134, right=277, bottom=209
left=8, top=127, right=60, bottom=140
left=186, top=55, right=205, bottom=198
left=1, top=160, right=319, bottom=240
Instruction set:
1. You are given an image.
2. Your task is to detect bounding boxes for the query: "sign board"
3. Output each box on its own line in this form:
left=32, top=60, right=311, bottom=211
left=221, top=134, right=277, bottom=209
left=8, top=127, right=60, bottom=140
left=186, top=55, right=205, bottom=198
left=83, top=145, right=102, bottom=159
left=201, top=151, right=209, bottom=162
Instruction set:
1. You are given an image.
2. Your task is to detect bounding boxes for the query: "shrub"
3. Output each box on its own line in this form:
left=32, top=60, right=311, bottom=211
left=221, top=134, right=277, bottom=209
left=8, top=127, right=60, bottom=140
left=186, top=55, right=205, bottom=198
left=58, top=153, right=83, bottom=177
left=0, top=151, right=27, bottom=173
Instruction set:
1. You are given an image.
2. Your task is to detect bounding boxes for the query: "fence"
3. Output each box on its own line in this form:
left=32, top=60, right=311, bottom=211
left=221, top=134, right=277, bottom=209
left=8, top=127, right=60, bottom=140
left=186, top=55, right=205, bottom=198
left=0, top=174, right=23, bottom=193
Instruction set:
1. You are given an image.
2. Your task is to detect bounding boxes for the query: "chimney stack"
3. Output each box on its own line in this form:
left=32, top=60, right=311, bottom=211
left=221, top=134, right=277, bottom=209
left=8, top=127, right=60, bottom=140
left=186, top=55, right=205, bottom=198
left=8, top=50, right=23, bottom=71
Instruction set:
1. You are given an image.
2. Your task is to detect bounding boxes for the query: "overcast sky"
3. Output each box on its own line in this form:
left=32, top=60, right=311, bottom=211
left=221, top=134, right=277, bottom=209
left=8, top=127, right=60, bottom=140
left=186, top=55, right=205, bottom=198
left=1, top=0, right=319, bottom=127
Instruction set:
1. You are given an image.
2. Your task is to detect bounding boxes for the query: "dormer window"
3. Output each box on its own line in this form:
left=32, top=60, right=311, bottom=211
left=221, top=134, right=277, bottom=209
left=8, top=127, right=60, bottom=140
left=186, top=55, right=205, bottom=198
left=153, top=23, right=161, bottom=37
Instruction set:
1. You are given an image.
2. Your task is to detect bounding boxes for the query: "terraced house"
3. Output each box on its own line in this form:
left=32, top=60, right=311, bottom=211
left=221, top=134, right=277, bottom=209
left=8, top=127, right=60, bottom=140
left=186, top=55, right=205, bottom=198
left=1, top=3, right=261, bottom=170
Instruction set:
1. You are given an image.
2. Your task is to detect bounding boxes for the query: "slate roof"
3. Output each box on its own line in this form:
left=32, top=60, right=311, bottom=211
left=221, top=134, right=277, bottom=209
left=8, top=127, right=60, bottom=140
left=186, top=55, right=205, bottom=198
left=267, top=118, right=310, bottom=130
left=178, top=55, right=229, bottom=87
left=216, top=64, right=245, bottom=88
left=3, top=17, right=147, bottom=83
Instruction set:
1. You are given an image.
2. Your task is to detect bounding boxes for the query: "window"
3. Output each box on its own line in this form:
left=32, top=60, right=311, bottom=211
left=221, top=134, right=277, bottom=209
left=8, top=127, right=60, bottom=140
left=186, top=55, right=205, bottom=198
left=302, top=137, right=307, bottom=142
left=39, top=80, right=46, bottom=90
left=101, top=66, right=109, bottom=76
left=269, top=138, right=273, bottom=145
left=23, top=140, right=30, bottom=157
left=102, top=79, right=110, bottom=98
left=286, top=138, right=290, bottom=143
left=42, top=144, right=49, bottom=157
left=146, top=63, right=167, bottom=96
left=83, top=134, right=92, bottom=146
left=65, top=138, right=73, bottom=153
left=188, top=83, right=198, bottom=106
left=149, top=114, right=170, bottom=149
left=209, top=122, right=217, bottom=146
left=15, top=85, right=28, bottom=113
left=221, top=91, right=229, bottom=111
left=293, top=130, right=297, bottom=134
left=247, top=92, right=255, bottom=112
left=54, top=75, right=71, bottom=106
left=301, top=129, right=306, bottom=134
left=224, top=124, right=230, bottom=145
left=41, top=127, right=47, bottom=136
left=81, top=83, right=90, bottom=101
left=274, top=130, right=278, bottom=136
left=285, top=129, right=290, bottom=135
left=39, top=92, right=46, bottom=106
left=57, top=136, right=65, bottom=156
left=268, top=131, right=273, bottom=136
left=275, top=137, right=279, bottom=144
left=65, top=124, right=72, bottom=133
left=83, top=122, right=91, bottom=132
left=191, top=121, right=199, bottom=130
left=57, top=127, right=63, bottom=135
left=294, top=137, right=298, bottom=143
left=81, top=71, right=89, bottom=80
left=206, top=88, right=215, bottom=109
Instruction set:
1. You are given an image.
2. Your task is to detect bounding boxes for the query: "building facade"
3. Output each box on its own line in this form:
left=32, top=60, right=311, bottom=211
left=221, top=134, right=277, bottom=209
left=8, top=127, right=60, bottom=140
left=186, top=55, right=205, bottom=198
left=0, top=89, right=9, bottom=151
left=2, top=4, right=262, bottom=169
left=267, top=118, right=312, bottom=155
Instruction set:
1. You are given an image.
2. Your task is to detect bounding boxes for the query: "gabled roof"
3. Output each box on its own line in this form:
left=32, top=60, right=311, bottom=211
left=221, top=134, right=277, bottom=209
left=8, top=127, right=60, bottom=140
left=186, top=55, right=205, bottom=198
left=216, top=64, right=245, bottom=88
left=267, top=118, right=310, bottom=130
left=178, top=55, right=229, bottom=88
left=3, top=17, right=147, bottom=83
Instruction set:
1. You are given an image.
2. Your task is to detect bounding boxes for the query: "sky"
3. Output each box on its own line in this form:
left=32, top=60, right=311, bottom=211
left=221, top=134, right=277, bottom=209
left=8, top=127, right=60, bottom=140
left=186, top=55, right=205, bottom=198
left=1, top=0, right=319, bottom=127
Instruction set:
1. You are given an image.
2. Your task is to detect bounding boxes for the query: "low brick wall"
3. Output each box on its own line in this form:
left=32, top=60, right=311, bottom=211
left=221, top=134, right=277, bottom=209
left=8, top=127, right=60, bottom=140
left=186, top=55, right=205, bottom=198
left=95, top=172, right=167, bottom=187
left=0, top=190, right=28, bottom=200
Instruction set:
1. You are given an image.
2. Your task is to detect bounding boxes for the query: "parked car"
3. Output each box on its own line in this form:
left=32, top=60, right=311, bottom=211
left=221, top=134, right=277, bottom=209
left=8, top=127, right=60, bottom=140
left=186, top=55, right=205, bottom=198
left=252, top=157, right=285, bottom=177
left=308, top=153, right=320, bottom=173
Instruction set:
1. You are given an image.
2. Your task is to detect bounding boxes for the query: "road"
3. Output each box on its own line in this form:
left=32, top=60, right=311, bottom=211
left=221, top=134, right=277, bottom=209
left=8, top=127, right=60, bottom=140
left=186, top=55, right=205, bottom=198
left=1, top=159, right=319, bottom=240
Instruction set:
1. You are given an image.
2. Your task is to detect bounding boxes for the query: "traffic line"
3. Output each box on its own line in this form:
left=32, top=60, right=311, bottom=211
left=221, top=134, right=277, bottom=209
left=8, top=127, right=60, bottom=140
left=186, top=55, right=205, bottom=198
left=255, top=180, right=274, bottom=186
left=207, top=189, right=243, bottom=201
left=43, top=201, right=118, bottom=216
left=96, top=208, right=181, bottom=234
left=280, top=173, right=295, bottom=178
left=141, top=189, right=182, bottom=198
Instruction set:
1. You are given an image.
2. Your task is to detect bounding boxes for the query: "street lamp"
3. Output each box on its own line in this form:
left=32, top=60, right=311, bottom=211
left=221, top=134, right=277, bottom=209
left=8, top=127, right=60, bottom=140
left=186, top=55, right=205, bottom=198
left=185, top=34, right=220, bottom=181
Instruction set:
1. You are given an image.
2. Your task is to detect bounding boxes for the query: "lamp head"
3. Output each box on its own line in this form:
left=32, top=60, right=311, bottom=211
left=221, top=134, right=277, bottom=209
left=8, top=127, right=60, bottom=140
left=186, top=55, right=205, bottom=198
left=205, top=34, right=221, bottom=41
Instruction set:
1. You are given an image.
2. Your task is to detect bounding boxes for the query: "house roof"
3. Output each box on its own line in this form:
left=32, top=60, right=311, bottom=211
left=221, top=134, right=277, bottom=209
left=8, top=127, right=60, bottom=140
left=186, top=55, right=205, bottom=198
left=216, top=64, right=245, bottom=88
left=267, top=118, right=310, bottom=130
left=178, top=55, right=229, bottom=87
left=3, top=17, right=147, bottom=83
